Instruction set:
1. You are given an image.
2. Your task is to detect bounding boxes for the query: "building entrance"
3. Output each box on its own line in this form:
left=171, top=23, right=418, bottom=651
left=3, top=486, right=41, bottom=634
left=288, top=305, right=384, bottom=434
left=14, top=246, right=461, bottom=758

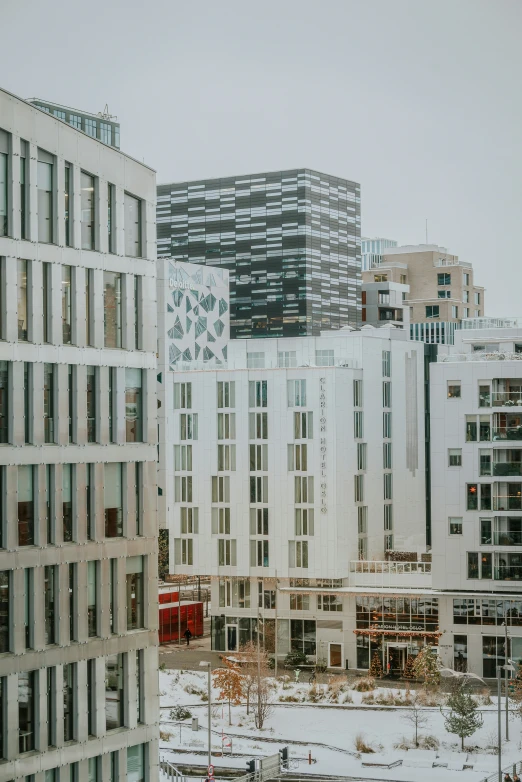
left=386, top=642, right=408, bottom=675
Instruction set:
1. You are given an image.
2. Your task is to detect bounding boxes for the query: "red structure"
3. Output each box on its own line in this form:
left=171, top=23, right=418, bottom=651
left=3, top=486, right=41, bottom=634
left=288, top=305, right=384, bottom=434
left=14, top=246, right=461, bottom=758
left=159, top=589, right=179, bottom=605
left=158, top=600, right=204, bottom=644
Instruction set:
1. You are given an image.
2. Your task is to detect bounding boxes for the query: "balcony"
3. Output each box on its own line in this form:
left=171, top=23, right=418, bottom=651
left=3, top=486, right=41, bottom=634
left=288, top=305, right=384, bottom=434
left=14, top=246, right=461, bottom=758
left=493, top=427, right=522, bottom=441
left=493, top=462, right=522, bottom=477
left=494, top=519, right=522, bottom=546
left=378, top=293, right=390, bottom=305
left=349, top=560, right=432, bottom=589
left=493, top=495, right=522, bottom=512
left=495, top=554, right=522, bottom=581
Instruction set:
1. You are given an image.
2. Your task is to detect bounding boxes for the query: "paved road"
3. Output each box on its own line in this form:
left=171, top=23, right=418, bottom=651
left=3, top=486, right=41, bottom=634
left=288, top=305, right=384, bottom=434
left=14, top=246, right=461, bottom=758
left=159, top=645, right=223, bottom=670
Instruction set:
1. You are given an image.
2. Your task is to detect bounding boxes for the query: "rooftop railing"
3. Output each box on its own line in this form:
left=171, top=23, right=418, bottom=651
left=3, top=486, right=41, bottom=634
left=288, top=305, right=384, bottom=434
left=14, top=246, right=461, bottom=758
left=439, top=352, right=522, bottom=363
left=349, top=560, right=432, bottom=589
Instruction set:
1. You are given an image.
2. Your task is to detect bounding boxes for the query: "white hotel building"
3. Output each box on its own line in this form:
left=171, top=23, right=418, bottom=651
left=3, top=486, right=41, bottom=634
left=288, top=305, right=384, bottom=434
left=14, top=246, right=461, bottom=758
left=0, top=87, right=159, bottom=782
left=159, top=269, right=430, bottom=671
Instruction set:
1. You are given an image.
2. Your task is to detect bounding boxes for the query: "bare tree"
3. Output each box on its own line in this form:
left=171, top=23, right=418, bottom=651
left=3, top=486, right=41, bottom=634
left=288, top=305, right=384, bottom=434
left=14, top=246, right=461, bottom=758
left=240, top=641, right=270, bottom=715
left=252, top=674, right=274, bottom=730
left=402, top=693, right=430, bottom=747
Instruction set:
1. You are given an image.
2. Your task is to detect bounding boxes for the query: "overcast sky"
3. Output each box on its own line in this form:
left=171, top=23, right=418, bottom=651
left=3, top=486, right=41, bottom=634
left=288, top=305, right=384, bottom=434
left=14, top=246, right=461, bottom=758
left=3, top=0, right=521, bottom=315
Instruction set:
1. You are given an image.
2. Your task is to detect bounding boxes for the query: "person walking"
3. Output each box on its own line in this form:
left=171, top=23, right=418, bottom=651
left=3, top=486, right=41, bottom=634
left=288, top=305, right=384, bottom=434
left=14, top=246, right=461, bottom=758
left=512, top=772, right=520, bottom=782
left=504, top=773, right=513, bottom=782
left=184, top=627, right=192, bottom=646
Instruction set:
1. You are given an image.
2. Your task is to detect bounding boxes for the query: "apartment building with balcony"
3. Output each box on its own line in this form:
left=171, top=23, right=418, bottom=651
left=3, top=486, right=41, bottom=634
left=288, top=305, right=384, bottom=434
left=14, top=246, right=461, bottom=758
left=0, top=87, right=158, bottom=782
left=431, top=323, right=522, bottom=676
left=361, top=280, right=410, bottom=329
left=362, top=244, right=485, bottom=344
left=159, top=295, right=429, bottom=670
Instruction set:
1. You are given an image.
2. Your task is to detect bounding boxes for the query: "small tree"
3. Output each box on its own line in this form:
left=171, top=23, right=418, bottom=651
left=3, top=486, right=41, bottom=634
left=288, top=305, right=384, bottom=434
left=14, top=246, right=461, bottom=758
left=402, top=693, right=430, bottom=747
left=252, top=674, right=274, bottom=729
left=212, top=660, right=243, bottom=726
left=442, top=679, right=483, bottom=751
left=240, top=641, right=270, bottom=715
left=403, top=654, right=417, bottom=680
left=158, top=529, right=170, bottom=580
left=413, top=646, right=441, bottom=688
left=369, top=651, right=383, bottom=678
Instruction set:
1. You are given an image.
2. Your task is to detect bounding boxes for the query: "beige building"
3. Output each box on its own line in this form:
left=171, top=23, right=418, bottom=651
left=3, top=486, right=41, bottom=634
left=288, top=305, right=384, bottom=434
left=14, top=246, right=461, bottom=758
left=0, top=87, right=159, bottom=782
left=362, top=243, right=485, bottom=329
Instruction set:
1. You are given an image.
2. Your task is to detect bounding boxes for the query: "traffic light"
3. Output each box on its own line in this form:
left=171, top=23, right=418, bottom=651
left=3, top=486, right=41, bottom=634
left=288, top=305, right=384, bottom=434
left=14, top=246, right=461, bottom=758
left=279, top=747, right=288, bottom=767
left=246, top=760, right=256, bottom=774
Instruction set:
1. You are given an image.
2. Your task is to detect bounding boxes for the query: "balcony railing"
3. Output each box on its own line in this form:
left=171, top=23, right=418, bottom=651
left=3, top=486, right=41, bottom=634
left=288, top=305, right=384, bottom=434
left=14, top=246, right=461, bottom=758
left=493, top=495, right=522, bottom=511
left=493, top=427, right=522, bottom=441
left=349, top=560, right=432, bottom=589
left=492, top=462, right=522, bottom=477
left=495, top=566, right=522, bottom=582
left=492, top=391, right=522, bottom=407
left=439, top=352, right=522, bottom=363
left=87, top=417, right=96, bottom=443
left=494, top=531, right=522, bottom=546
left=378, top=294, right=390, bottom=304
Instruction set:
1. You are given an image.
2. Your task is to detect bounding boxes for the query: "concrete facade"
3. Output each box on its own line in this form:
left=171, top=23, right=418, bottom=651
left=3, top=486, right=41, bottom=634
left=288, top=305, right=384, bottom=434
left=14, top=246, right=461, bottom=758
left=431, top=326, right=522, bottom=675
left=0, top=87, right=158, bottom=782
left=361, top=280, right=410, bottom=329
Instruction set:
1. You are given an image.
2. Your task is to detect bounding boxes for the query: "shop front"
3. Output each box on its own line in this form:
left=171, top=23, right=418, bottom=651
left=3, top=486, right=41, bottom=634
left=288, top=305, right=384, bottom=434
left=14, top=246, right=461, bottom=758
left=355, top=595, right=440, bottom=674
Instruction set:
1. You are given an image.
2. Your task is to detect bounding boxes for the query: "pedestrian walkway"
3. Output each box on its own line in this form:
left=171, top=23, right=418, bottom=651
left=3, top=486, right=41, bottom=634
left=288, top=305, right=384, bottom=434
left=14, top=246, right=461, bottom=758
left=159, top=645, right=223, bottom=670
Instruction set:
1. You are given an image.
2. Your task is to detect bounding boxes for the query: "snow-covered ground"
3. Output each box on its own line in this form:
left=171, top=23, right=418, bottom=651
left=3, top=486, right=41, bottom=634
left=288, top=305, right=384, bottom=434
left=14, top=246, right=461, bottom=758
left=159, top=669, right=522, bottom=781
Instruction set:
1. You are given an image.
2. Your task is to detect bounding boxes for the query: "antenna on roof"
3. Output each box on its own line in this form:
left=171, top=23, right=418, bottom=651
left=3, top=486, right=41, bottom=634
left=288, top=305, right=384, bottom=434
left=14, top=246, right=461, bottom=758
left=425, top=218, right=428, bottom=244
left=97, top=103, right=117, bottom=121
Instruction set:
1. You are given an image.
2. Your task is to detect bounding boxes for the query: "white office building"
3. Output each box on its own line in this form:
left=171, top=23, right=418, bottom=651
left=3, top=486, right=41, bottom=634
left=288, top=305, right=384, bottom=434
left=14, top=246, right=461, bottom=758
left=159, top=273, right=429, bottom=669
left=431, top=323, right=522, bottom=676
left=0, top=87, right=159, bottom=782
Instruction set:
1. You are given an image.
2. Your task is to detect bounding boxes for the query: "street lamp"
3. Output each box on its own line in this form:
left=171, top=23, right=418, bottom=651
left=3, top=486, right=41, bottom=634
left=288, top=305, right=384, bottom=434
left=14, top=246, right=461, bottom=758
left=199, top=661, right=212, bottom=768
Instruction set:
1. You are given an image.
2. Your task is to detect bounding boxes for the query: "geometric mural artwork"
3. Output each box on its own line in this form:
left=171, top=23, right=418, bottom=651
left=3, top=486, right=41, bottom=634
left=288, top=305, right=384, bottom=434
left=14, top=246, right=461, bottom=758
left=163, top=260, right=230, bottom=371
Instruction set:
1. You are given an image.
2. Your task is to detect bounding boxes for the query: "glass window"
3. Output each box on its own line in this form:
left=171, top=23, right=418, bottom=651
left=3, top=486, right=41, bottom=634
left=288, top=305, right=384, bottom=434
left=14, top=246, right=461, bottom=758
left=127, top=744, right=145, bottom=782
left=134, top=275, right=141, bottom=350
left=63, top=663, right=75, bottom=741
left=426, top=305, right=440, bottom=318
left=0, top=145, right=7, bottom=237
left=437, top=273, right=451, bottom=285
left=37, top=159, right=53, bottom=243
left=449, top=448, right=462, bottom=466
left=247, top=352, right=265, bottom=369
left=105, top=654, right=124, bottom=730
left=0, top=360, right=8, bottom=444
left=44, top=363, right=55, bottom=443
left=278, top=351, right=296, bottom=368
left=87, top=561, right=98, bottom=637
left=467, top=552, right=479, bottom=579
left=86, top=366, right=96, bottom=443
left=0, top=570, right=9, bottom=652
left=17, top=258, right=28, bottom=341
left=20, top=142, right=27, bottom=239
left=80, top=172, right=95, bottom=250
left=126, top=556, right=144, bottom=630
left=85, top=118, right=97, bottom=138
left=174, top=382, right=192, bottom=409
left=104, top=463, right=123, bottom=537
left=287, top=380, right=306, bottom=407
left=447, top=384, right=461, bottom=398
left=104, top=271, right=122, bottom=348
left=43, top=262, right=51, bottom=343
left=69, top=563, right=77, bottom=642
left=18, top=670, right=35, bottom=752
left=64, top=163, right=71, bottom=246
left=63, top=464, right=73, bottom=542
left=467, top=483, right=478, bottom=510
left=124, top=193, right=141, bottom=257
left=108, top=183, right=115, bottom=253
left=44, top=565, right=57, bottom=644
left=125, top=368, right=143, bottom=442
left=62, top=265, right=72, bottom=344
left=449, top=517, right=462, bottom=535
left=18, top=465, right=34, bottom=546
left=100, top=122, right=112, bottom=146
left=85, top=267, right=93, bottom=346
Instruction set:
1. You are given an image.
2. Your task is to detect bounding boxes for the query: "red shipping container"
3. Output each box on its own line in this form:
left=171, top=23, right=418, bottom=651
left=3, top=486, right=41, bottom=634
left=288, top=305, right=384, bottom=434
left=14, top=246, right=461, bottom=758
left=159, top=589, right=179, bottom=604
left=158, top=601, right=204, bottom=644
